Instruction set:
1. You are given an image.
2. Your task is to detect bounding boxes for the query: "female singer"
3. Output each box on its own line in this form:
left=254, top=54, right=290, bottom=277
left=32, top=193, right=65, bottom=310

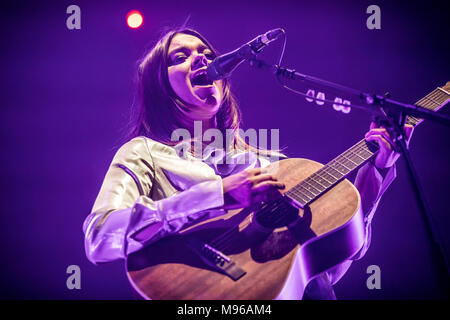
left=83, top=28, right=413, bottom=299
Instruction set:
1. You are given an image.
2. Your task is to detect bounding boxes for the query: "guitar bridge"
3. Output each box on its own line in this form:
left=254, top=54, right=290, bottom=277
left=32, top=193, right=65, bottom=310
left=187, top=239, right=246, bottom=281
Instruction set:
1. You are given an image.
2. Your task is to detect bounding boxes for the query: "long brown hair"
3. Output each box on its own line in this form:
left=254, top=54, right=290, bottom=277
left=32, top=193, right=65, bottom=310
left=124, top=28, right=281, bottom=157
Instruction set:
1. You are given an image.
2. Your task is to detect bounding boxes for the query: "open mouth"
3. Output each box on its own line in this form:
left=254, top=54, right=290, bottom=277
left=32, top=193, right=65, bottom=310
left=191, top=71, right=214, bottom=87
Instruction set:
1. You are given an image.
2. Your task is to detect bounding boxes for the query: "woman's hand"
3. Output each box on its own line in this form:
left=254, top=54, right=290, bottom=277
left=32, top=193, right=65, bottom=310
left=365, top=121, right=414, bottom=169
left=222, top=168, right=285, bottom=210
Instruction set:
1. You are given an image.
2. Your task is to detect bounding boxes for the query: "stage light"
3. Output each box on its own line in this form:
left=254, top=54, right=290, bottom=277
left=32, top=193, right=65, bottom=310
left=126, top=10, right=143, bottom=29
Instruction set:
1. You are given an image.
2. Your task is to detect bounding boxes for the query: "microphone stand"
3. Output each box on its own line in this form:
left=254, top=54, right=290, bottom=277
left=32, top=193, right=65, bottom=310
left=249, top=57, right=450, bottom=293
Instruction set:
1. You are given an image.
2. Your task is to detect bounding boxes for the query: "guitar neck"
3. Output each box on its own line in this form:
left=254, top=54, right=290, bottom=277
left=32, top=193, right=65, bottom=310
left=406, top=86, right=450, bottom=126
left=286, top=84, right=450, bottom=208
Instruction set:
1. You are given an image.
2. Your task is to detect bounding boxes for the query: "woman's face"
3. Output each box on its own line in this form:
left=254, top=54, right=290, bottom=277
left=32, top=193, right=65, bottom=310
left=167, top=33, right=224, bottom=121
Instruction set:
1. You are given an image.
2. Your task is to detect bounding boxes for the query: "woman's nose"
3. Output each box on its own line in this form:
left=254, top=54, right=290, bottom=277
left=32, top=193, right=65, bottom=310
left=192, top=54, right=208, bottom=70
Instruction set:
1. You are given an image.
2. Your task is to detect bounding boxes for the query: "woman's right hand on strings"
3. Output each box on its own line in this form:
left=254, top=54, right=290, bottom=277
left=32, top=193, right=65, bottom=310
left=221, top=168, right=285, bottom=210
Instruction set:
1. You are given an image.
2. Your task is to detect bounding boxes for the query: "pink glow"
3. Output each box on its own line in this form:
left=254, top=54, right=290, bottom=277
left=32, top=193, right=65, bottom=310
left=126, top=10, right=143, bottom=29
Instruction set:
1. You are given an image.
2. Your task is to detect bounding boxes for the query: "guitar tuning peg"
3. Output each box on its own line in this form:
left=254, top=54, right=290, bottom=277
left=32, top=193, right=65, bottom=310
left=333, top=97, right=343, bottom=111
left=342, top=100, right=351, bottom=114
left=306, top=89, right=315, bottom=102
left=333, top=98, right=351, bottom=113
left=315, top=92, right=325, bottom=105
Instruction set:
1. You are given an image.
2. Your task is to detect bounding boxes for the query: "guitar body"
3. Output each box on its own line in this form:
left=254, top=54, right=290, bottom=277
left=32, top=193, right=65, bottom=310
left=126, top=158, right=364, bottom=300
left=125, top=83, right=450, bottom=299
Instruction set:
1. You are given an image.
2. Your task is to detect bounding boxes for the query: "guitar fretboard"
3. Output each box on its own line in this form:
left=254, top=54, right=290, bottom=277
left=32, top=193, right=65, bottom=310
left=407, top=87, right=450, bottom=126
left=286, top=85, right=450, bottom=208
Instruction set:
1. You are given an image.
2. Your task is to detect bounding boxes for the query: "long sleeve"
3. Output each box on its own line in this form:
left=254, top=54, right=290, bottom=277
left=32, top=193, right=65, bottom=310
left=83, top=137, right=225, bottom=265
left=325, top=161, right=397, bottom=287
left=351, top=161, right=397, bottom=260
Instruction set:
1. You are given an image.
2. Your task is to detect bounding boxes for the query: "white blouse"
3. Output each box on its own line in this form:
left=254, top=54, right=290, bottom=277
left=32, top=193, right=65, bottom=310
left=83, top=135, right=396, bottom=298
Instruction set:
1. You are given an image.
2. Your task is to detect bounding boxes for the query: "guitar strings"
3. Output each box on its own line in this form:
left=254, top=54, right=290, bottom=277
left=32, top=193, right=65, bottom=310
left=201, top=88, right=448, bottom=252
left=215, top=200, right=297, bottom=253
left=209, top=139, right=377, bottom=251
left=210, top=199, right=293, bottom=253
left=286, top=138, right=378, bottom=204
left=205, top=87, right=450, bottom=252
left=207, top=138, right=379, bottom=252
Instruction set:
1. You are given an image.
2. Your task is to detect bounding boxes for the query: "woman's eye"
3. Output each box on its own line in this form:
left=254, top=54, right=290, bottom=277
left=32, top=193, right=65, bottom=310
left=174, top=55, right=187, bottom=62
left=169, top=54, right=187, bottom=65
left=204, top=52, right=215, bottom=59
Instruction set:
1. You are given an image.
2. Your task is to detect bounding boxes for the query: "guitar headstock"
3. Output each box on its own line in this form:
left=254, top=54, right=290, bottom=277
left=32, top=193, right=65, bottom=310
left=441, top=81, right=450, bottom=93
left=404, top=81, right=450, bottom=127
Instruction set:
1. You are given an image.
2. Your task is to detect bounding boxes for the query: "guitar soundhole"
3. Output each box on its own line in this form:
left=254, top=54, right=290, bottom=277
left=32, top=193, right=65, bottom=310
left=254, top=200, right=299, bottom=229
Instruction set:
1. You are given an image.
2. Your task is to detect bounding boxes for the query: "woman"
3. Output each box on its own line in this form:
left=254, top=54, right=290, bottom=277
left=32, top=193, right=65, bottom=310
left=83, top=28, right=412, bottom=299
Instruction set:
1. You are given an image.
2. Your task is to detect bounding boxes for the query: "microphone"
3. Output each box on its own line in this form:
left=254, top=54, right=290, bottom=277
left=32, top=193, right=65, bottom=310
left=206, top=28, right=284, bottom=81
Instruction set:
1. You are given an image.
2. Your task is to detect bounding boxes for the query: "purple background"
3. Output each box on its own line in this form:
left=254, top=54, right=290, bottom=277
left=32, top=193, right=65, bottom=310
left=0, top=0, right=449, bottom=299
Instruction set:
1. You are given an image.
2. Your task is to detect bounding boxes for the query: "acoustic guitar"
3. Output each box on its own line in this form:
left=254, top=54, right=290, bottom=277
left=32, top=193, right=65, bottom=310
left=126, top=82, right=450, bottom=299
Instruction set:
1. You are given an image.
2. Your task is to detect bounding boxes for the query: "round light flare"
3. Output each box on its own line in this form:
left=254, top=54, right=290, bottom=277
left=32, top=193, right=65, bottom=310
left=126, top=10, right=143, bottom=29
